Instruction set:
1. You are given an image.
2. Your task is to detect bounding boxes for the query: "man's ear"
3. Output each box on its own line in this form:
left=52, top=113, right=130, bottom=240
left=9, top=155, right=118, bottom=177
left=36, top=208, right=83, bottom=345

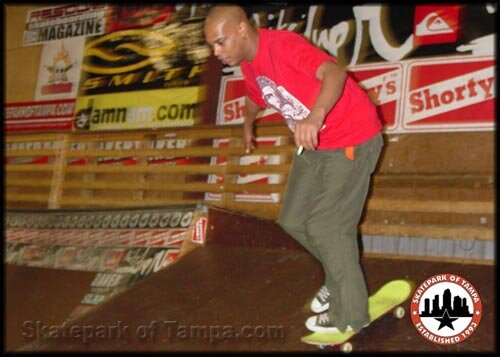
left=238, top=21, right=247, bottom=37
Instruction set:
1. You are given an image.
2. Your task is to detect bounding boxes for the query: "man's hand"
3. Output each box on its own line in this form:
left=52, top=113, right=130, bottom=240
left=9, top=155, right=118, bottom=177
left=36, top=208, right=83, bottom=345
left=243, top=122, right=256, bottom=154
left=243, top=96, right=261, bottom=154
left=294, top=108, right=325, bottom=151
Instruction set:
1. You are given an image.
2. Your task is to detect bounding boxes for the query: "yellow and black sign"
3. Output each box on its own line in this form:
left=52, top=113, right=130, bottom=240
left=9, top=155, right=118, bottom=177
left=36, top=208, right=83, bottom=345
left=74, top=87, right=203, bottom=131
left=79, top=18, right=210, bottom=96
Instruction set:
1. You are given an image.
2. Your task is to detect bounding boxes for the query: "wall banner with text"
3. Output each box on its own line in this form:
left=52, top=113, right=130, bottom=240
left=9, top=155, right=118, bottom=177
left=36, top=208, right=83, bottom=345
left=5, top=99, right=75, bottom=132
left=73, top=88, right=201, bottom=131
left=23, top=4, right=110, bottom=46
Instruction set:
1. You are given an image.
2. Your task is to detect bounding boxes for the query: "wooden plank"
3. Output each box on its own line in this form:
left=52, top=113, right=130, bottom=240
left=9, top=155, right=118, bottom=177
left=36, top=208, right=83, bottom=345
left=5, top=178, right=52, bottom=187
left=4, top=133, right=61, bottom=142
left=363, top=252, right=493, bottom=266
left=6, top=193, right=50, bottom=203
left=6, top=149, right=59, bottom=157
left=367, top=198, right=493, bottom=214
left=65, top=123, right=291, bottom=142
left=62, top=180, right=286, bottom=193
left=64, top=164, right=291, bottom=174
left=64, top=145, right=295, bottom=158
left=360, top=222, right=493, bottom=241
left=59, top=196, right=201, bottom=207
left=5, top=164, right=54, bottom=172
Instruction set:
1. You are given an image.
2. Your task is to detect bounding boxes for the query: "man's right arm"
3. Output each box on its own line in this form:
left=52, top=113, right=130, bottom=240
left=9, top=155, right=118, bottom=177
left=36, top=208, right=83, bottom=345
left=243, top=96, right=261, bottom=154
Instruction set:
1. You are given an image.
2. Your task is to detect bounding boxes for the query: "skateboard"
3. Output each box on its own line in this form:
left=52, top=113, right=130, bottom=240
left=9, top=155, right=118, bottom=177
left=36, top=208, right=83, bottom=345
left=301, top=279, right=413, bottom=352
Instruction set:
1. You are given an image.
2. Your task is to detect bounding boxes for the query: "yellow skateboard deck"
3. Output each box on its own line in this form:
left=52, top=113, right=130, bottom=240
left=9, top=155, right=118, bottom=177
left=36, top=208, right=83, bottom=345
left=301, top=279, right=413, bottom=351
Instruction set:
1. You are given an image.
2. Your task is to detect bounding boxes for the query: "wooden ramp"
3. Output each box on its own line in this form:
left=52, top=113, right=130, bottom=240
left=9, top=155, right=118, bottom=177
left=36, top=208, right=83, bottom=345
left=7, top=208, right=494, bottom=352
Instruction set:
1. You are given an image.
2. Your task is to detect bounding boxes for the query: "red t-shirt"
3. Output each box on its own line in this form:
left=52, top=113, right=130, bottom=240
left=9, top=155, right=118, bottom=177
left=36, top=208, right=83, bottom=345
left=241, top=28, right=382, bottom=149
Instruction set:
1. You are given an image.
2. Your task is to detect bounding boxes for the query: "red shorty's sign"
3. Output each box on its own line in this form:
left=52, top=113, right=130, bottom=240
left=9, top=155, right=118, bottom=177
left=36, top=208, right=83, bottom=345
left=403, top=56, right=494, bottom=132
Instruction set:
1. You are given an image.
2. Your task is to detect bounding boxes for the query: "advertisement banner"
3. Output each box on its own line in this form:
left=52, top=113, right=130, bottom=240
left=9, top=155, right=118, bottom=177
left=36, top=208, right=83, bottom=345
left=23, top=4, right=110, bottom=46
left=35, top=38, right=86, bottom=101
left=205, top=137, right=282, bottom=203
left=244, top=4, right=494, bottom=65
left=78, top=15, right=208, bottom=96
left=402, top=56, right=495, bottom=132
left=106, top=5, right=174, bottom=32
left=349, top=63, right=404, bottom=132
left=219, top=56, right=494, bottom=134
left=70, top=5, right=210, bottom=132
left=214, top=4, right=495, bottom=133
left=5, top=99, right=75, bottom=132
left=73, top=88, right=200, bottom=131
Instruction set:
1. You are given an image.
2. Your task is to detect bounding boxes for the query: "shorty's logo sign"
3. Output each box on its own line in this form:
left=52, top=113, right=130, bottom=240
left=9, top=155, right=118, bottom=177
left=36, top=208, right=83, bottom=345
left=411, top=274, right=482, bottom=345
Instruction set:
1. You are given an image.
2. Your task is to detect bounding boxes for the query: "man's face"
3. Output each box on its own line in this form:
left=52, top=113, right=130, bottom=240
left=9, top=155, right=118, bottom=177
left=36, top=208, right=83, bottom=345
left=204, top=18, right=246, bottom=66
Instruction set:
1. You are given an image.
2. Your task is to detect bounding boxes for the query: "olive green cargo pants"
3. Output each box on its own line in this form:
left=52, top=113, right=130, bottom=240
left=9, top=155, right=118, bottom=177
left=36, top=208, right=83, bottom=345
left=278, top=133, right=383, bottom=332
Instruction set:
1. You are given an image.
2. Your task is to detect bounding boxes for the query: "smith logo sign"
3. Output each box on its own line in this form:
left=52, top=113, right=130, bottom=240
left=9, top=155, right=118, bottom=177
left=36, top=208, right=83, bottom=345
left=80, top=20, right=209, bottom=95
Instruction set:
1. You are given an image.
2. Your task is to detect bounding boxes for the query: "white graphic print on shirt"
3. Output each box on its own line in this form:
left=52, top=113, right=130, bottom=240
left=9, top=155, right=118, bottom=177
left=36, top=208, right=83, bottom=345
left=256, top=76, right=310, bottom=132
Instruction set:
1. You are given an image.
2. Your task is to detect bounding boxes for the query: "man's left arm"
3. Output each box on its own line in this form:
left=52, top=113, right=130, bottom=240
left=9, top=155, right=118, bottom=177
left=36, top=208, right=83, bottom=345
left=294, top=61, right=347, bottom=151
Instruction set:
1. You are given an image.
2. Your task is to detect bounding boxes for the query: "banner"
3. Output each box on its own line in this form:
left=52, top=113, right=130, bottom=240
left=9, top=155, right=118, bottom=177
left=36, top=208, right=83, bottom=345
left=219, top=55, right=494, bottom=133
left=74, top=88, right=200, bottom=131
left=23, top=4, right=110, bottom=46
left=106, top=5, right=175, bottom=32
left=402, top=56, right=494, bottom=132
left=213, top=4, right=495, bottom=133
left=5, top=99, right=75, bottom=132
left=243, top=4, right=495, bottom=65
left=205, top=137, right=282, bottom=203
left=78, top=12, right=209, bottom=96
left=35, top=38, right=86, bottom=101
left=73, top=6, right=210, bottom=132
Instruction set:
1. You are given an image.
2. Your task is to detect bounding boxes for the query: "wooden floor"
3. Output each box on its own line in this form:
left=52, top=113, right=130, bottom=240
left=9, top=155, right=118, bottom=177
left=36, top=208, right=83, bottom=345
left=5, top=208, right=495, bottom=352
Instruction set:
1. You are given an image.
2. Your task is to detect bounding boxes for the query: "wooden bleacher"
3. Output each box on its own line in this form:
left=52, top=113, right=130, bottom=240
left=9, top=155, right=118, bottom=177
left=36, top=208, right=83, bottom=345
left=5, top=123, right=494, bottom=263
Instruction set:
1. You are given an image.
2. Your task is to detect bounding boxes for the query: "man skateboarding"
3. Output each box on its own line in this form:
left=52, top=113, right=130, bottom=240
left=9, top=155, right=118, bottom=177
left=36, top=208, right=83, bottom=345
left=204, top=4, right=383, bottom=334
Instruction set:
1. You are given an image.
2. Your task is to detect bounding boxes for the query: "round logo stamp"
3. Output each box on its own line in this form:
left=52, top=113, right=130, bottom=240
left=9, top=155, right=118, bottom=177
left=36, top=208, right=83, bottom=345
left=411, top=273, right=482, bottom=345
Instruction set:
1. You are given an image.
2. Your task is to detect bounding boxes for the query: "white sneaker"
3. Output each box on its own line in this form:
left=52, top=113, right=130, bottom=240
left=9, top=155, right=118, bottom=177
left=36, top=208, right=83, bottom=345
left=305, top=312, right=370, bottom=333
left=311, top=285, right=330, bottom=313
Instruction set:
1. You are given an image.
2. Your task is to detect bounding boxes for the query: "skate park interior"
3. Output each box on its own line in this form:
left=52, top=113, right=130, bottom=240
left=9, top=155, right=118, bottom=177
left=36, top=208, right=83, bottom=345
left=4, top=4, right=495, bottom=352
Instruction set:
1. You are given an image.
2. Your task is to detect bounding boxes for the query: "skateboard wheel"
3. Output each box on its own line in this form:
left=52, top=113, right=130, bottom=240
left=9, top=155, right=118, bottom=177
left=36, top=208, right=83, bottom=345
left=84, top=215, right=95, bottom=229
left=129, top=214, right=140, bottom=228
left=111, top=214, right=121, bottom=228
left=341, top=342, right=353, bottom=353
left=77, top=215, right=87, bottom=228
left=394, top=306, right=405, bottom=319
left=120, top=214, right=131, bottom=228
left=39, top=216, right=47, bottom=229
left=93, top=215, right=104, bottom=229
left=148, top=213, right=160, bottom=228
left=180, top=212, right=193, bottom=228
left=102, top=215, right=112, bottom=228
left=139, top=213, right=150, bottom=228
left=159, top=213, right=171, bottom=228
left=55, top=215, right=64, bottom=229
left=70, top=215, right=79, bottom=228
left=170, top=212, right=182, bottom=227
left=62, top=215, right=71, bottom=228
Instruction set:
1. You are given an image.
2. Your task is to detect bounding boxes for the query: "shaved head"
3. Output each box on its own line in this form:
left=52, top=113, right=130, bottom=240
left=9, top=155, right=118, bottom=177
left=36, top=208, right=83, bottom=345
left=205, top=4, right=248, bottom=26
left=204, top=4, right=259, bottom=66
